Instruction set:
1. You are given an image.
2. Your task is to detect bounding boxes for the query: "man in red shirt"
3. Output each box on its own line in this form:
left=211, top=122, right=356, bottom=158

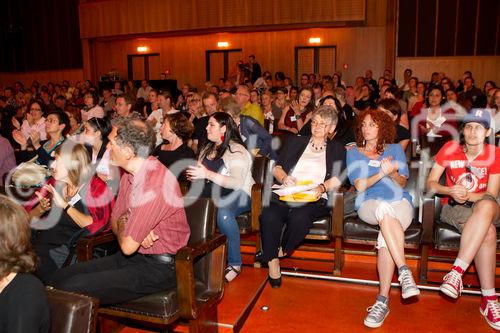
left=427, top=109, right=500, bottom=330
left=50, top=119, right=190, bottom=305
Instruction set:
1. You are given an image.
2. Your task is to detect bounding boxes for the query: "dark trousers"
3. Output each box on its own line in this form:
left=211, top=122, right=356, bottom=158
left=49, top=252, right=176, bottom=305
left=259, top=200, right=330, bottom=262
left=34, top=243, right=60, bottom=283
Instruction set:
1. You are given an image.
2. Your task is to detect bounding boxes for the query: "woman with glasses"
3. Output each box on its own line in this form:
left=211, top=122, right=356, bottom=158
left=19, top=101, right=47, bottom=142
left=347, top=109, right=418, bottom=328
left=259, top=105, right=345, bottom=288
left=14, top=110, right=70, bottom=167
left=184, top=93, right=205, bottom=125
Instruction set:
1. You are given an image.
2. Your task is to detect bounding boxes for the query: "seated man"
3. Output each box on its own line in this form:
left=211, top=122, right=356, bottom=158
left=50, top=119, right=190, bottom=305
left=426, top=109, right=500, bottom=330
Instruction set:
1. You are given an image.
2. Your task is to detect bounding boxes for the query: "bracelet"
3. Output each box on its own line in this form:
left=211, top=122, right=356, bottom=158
left=319, top=183, right=327, bottom=193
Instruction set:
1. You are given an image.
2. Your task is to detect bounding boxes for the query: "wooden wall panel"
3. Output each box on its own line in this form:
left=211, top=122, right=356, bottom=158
left=91, top=27, right=387, bottom=91
left=0, top=69, right=84, bottom=87
left=79, top=0, right=366, bottom=38
left=395, top=56, right=500, bottom=89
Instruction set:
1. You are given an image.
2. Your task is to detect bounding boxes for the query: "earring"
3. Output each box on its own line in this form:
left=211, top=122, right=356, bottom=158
left=363, top=139, right=366, bottom=146
left=220, top=135, right=225, bottom=142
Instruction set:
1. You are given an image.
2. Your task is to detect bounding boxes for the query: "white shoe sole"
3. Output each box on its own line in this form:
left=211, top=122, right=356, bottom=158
left=480, top=307, right=500, bottom=330
left=440, top=284, right=459, bottom=299
left=402, top=288, right=420, bottom=299
left=364, top=310, right=390, bottom=328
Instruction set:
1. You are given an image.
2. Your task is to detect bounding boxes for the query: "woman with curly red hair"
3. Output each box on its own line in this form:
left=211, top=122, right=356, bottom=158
left=346, top=109, right=418, bottom=328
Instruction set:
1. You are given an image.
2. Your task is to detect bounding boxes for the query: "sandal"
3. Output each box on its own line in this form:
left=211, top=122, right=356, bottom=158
left=224, top=265, right=241, bottom=282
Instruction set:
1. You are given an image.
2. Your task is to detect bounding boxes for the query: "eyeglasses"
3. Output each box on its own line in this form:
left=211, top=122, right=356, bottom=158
left=311, top=120, right=330, bottom=128
left=30, top=108, right=42, bottom=112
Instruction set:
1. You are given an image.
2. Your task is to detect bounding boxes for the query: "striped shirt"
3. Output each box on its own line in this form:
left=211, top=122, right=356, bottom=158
left=111, top=157, right=190, bottom=254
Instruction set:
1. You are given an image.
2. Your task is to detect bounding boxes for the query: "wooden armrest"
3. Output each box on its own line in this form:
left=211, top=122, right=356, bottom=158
left=176, top=233, right=227, bottom=262
left=331, top=191, right=344, bottom=238
left=421, top=196, right=436, bottom=245
left=250, top=183, right=263, bottom=232
left=176, top=233, right=227, bottom=320
left=76, top=230, right=117, bottom=262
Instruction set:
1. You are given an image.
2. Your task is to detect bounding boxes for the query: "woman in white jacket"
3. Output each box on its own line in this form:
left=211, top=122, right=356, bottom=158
left=187, top=112, right=255, bottom=282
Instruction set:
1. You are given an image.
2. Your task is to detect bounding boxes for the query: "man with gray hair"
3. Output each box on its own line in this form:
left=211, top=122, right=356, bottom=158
left=50, top=119, right=190, bottom=305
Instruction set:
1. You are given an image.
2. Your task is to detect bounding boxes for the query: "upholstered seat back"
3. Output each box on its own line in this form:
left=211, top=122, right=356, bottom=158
left=46, top=287, right=98, bottom=333
left=184, top=198, right=217, bottom=286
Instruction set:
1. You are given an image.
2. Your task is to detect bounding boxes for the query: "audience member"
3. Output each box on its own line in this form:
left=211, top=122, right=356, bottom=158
left=50, top=119, right=190, bottom=305
left=187, top=113, right=254, bottom=282
left=0, top=195, right=50, bottom=333
left=347, top=109, right=418, bottom=328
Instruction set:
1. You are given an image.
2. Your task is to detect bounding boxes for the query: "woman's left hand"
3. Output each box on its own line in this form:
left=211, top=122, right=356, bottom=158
left=380, top=157, right=398, bottom=177
left=44, top=184, right=67, bottom=208
left=186, top=163, right=209, bottom=180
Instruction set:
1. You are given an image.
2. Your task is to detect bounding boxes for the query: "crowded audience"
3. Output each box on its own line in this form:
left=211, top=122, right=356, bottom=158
left=0, top=64, right=499, bottom=330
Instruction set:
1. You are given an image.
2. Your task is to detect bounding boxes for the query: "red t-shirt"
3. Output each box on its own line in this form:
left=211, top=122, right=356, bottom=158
left=435, top=141, right=500, bottom=204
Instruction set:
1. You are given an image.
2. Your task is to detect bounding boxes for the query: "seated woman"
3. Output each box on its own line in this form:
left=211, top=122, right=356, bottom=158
left=415, top=86, right=458, bottom=139
left=81, top=117, right=113, bottom=182
left=278, top=87, right=314, bottom=134
left=14, top=110, right=70, bottom=167
left=346, top=109, right=419, bottom=328
left=27, top=142, right=114, bottom=282
left=153, top=113, right=195, bottom=182
left=426, top=110, right=500, bottom=330
left=260, top=105, right=345, bottom=288
left=65, top=107, right=83, bottom=138
left=20, top=101, right=47, bottom=142
left=220, top=96, right=275, bottom=158
left=0, top=195, right=50, bottom=333
left=186, top=113, right=254, bottom=282
left=377, top=98, right=411, bottom=151
left=80, top=92, right=104, bottom=122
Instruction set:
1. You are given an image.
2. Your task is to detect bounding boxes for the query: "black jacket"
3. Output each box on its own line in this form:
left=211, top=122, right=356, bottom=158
left=275, top=135, right=347, bottom=187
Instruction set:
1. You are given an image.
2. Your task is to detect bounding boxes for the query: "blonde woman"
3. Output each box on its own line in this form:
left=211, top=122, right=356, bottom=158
left=27, top=142, right=114, bottom=282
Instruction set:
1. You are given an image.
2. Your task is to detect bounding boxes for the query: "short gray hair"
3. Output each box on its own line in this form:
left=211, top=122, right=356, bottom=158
left=312, top=105, right=338, bottom=125
left=115, top=119, right=156, bottom=157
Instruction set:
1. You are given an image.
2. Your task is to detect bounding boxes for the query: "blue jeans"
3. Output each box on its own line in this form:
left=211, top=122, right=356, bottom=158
left=216, top=190, right=251, bottom=266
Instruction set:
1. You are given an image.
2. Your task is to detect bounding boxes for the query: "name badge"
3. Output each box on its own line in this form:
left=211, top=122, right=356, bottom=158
left=68, top=193, right=82, bottom=206
left=368, top=160, right=381, bottom=168
left=290, top=115, right=297, bottom=122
